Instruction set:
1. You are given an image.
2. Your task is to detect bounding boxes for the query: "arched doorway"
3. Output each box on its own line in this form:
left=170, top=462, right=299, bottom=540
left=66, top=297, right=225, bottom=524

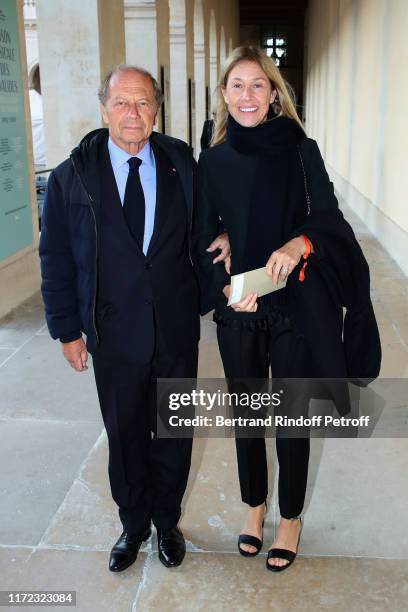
left=28, top=64, right=45, bottom=166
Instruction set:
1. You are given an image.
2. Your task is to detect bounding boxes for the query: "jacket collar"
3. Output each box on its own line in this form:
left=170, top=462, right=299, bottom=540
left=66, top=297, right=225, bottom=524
left=70, top=128, right=108, bottom=208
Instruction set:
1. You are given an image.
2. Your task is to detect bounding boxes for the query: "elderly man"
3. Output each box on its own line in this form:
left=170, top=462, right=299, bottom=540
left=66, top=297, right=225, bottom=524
left=39, top=65, right=229, bottom=571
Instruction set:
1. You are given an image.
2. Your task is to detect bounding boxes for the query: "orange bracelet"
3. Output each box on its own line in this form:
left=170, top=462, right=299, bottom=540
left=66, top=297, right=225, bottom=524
left=299, top=235, right=311, bottom=282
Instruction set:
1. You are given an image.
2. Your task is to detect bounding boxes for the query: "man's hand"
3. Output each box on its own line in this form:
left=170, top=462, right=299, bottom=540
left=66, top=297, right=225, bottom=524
left=207, top=232, right=231, bottom=274
left=62, top=337, right=88, bottom=372
left=223, top=285, right=258, bottom=312
left=266, top=236, right=312, bottom=285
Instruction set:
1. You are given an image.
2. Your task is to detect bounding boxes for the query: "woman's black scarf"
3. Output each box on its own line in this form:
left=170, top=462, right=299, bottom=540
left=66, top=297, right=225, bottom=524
left=225, top=109, right=307, bottom=272
left=226, top=109, right=305, bottom=155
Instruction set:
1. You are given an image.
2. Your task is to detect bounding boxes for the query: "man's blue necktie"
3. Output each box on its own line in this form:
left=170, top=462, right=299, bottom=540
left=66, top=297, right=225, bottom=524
left=123, top=157, right=145, bottom=249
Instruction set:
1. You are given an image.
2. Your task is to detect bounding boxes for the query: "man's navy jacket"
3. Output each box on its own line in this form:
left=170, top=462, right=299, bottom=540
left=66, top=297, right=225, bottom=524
left=39, top=128, right=200, bottom=361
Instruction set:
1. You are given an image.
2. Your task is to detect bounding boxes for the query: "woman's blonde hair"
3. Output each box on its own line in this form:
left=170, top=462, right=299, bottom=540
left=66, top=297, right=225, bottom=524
left=211, top=45, right=305, bottom=146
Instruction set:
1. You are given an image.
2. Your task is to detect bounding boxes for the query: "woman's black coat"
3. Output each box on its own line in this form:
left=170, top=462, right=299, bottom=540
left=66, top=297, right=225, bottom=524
left=192, top=136, right=381, bottom=401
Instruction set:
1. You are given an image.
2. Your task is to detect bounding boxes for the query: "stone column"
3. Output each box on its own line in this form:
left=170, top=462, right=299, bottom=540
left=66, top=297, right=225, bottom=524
left=209, top=55, right=218, bottom=110
left=194, top=42, right=205, bottom=154
left=35, top=0, right=125, bottom=168
left=220, top=26, right=227, bottom=64
left=208, top=9, right=218, bottom=112
left=169, top=0, right=188, bottom=142
left=193, top=0, right=205, bottom=155
left=124, top=0, right=158, bottom=79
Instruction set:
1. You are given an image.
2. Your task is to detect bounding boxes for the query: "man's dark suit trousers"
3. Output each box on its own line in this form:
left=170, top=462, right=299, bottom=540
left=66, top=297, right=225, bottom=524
left=92, top=328, right=198, bottom=535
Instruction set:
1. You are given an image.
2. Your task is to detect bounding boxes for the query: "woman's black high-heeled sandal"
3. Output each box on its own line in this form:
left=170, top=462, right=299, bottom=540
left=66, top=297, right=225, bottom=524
left=238, top=502, right=267, bottom=557
left=266, top=516, right=302, bottom=572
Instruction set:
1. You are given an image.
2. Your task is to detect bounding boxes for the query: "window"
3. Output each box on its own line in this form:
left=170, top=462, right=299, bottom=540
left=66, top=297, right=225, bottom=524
left=262, top=32, right=287, bottom=67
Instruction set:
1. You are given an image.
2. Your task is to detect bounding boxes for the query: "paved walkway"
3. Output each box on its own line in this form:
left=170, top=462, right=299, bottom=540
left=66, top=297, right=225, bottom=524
left=1, top=203, right=407, bottom=611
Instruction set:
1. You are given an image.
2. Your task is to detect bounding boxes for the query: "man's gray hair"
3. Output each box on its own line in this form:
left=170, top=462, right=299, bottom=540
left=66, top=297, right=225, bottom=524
left=98, top=65, right=164, bottom=107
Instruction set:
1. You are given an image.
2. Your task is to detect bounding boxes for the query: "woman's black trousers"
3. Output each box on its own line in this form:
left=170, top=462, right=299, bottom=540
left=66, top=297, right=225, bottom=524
left=216, top=316, right=311, bottom=519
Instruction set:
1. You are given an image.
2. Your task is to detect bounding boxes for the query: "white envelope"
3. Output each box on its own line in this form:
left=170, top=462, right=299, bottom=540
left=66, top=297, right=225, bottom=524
left=228, top=267, right=287, bottom=306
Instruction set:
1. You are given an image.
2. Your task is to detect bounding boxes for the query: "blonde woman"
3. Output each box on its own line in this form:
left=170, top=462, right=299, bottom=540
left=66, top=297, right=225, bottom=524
left=193, top=46, right=380, bottom=571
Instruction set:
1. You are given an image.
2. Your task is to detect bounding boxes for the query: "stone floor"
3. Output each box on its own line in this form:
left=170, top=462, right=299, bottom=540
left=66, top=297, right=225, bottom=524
left=1, top=203, right=408, bottom=611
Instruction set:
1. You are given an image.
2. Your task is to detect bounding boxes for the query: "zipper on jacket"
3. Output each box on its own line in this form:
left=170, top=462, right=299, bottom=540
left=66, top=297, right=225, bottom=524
left=70, top=155, right=99, bottom=344
left=187, top=156, right=194, bottom=268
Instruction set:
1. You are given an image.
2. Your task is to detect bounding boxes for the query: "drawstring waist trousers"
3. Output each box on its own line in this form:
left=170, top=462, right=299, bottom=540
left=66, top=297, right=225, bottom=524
left=215, top=305, right=310, bottom=519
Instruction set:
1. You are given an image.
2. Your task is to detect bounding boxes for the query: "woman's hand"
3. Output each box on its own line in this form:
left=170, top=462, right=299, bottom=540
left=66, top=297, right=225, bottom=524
left=223, top=285, right=258, bottom=312
left=266, top=236, right=312, bottom=285
left=207, top=232, right=231, bottom=274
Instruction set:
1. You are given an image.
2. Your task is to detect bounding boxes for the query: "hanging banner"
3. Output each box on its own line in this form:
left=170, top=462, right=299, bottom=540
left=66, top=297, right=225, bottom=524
left=0, top=0, right=34, bottom=261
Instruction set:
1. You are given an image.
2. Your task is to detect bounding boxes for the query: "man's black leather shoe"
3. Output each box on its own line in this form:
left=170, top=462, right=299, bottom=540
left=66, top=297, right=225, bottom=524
left=157, top=526, right=186, bottom=568
left=109, top=527, right=151, bottom=572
